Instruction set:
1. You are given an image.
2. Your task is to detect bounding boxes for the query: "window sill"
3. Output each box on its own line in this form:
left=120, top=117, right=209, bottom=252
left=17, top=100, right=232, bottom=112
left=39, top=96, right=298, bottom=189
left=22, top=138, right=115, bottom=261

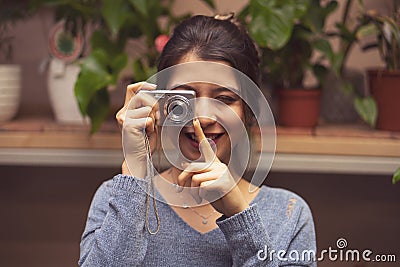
left=0, top=117, right=399, bottom=174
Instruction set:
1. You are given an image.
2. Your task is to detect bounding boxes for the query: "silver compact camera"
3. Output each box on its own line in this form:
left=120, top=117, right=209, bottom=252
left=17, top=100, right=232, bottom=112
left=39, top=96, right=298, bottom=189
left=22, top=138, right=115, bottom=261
left=141, top=90, right=196, bottom=126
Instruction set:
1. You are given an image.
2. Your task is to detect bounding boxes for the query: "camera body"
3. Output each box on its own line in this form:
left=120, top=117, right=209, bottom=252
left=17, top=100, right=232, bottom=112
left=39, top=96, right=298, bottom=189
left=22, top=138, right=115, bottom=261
left=141, top=90, right=196, bottom=126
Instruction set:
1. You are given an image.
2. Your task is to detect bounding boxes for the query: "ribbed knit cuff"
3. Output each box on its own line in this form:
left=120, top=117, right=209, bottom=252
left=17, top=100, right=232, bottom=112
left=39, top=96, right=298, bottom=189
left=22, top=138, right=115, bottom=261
left=216, top=204, right=261, bottom=232
left=112, top=174, right=149, bottom=195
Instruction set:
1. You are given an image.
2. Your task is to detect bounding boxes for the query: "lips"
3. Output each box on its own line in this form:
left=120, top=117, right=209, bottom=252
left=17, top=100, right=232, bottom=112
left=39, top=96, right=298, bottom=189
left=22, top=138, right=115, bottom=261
left=184, top=132, right=224, bottom=148
left=184, top=132, right=224, bottom=142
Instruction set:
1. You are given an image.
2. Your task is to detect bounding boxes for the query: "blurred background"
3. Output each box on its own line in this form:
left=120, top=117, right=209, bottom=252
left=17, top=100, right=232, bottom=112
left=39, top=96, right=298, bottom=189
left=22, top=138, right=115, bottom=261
left=0, top=0, right=399, bottom=266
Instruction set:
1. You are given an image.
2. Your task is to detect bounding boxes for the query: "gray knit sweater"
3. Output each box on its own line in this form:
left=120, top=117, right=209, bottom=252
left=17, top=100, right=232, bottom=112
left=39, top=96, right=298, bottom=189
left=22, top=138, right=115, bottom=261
left=79, top=174, right=316, bottom=266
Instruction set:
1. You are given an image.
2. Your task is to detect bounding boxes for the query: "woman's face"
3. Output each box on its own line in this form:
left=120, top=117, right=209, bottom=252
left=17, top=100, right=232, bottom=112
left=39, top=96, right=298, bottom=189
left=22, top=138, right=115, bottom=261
left=166, top=53, right=245, bottom=164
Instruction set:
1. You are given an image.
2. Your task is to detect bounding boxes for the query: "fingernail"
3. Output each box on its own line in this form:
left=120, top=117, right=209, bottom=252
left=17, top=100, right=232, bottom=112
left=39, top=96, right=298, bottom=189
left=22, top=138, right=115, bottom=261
left=207, top=138, right=216, bottom=149
left=175, top=184, right=183, bottom=193
left=144, top=82, right=157, bottom=88
left=181, top=162, right=189, bottom=169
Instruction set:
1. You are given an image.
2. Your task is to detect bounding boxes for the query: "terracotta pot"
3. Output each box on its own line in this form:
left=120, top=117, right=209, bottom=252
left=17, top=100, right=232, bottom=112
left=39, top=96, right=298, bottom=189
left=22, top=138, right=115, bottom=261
left=278, top=89, right=321, bottom=127
left=368, top=69, right=400, bottom=132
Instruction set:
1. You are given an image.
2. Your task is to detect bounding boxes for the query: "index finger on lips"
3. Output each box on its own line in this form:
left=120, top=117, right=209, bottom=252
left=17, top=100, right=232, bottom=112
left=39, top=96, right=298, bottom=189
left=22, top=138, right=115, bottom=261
left=193, top=118, right=220, bottom=163
left=116, top=82, right=156, bottom=127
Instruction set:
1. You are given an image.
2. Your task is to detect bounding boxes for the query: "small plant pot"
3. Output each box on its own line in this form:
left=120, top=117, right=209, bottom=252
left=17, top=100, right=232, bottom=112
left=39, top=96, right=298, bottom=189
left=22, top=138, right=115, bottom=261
left=47, top=58, right=88, bottom=124
left=0, top=65, right=21, bottom=122
left=278, top=89, right=321, bottom=127
left=320, top=68, right=365, bottom=123
left=368, top=69, right=400, bottom=132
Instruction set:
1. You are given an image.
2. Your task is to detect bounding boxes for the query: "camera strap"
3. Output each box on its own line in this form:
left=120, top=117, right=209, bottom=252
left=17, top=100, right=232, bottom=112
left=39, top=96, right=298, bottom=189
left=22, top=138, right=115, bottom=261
left=145, top=134, right=161, bottom=235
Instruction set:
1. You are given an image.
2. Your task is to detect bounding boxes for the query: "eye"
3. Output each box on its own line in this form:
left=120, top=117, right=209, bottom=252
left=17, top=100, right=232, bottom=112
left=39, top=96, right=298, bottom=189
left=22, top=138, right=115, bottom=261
left=216, top=95, right=237, bottom=104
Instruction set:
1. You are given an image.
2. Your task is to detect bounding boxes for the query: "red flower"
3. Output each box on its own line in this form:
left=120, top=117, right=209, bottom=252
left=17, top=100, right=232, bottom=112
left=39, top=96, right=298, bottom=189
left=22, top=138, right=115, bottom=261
left=155, top=34, right=169, bottom=53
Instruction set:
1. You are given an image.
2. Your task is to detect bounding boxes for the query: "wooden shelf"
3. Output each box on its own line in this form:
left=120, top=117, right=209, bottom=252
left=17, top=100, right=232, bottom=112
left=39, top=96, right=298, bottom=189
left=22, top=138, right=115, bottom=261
left=0, top=117, right=399, bottom=174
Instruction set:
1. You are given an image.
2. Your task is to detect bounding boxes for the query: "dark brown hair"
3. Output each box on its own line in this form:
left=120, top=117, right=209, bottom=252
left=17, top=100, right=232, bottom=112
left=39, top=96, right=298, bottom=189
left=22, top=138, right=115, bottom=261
left=157, top=15, right=261, bottom=86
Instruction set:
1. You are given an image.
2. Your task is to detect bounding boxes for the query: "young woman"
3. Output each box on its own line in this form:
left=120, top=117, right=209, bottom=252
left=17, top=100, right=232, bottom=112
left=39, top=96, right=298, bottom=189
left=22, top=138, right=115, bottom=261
left=79, top=15, right=316, bottom=266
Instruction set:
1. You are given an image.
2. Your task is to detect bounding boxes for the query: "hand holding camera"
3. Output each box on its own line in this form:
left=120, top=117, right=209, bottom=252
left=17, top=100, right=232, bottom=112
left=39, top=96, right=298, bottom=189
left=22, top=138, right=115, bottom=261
left=118, top=82, right=196, bottom=178
left=117, top=82, right=158, bottom=178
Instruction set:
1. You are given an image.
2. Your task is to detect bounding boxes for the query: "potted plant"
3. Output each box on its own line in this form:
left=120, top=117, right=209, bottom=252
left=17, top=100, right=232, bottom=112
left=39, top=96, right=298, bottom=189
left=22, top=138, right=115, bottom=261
left=46, top=19, right=87, bottom=124
left=240, top=0, right=335, bottom=127
left=0, top=1, right=30, bottom=122
left=312, top=0, right=377, bottom=126
left=33, top=0, right=215, bottom=133
left=29, top=1, right=93, bottom=124
left=358, top=0, right=400, bottom=131
left=31, top=0, right=145, bottom=130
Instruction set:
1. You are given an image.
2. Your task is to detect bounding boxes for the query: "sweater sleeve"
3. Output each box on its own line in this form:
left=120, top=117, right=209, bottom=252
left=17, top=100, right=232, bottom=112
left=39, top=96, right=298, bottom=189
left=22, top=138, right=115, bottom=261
left=216, top=202, right=316, bottom=267
left=78, top=174, right=149, bottom=267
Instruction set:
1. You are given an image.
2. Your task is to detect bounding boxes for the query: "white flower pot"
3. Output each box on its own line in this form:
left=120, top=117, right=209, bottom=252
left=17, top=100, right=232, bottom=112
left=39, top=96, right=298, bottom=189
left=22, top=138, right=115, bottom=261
left=0, top=65, right=21, bottom=122
left=47, top=58, right=88, bottom=124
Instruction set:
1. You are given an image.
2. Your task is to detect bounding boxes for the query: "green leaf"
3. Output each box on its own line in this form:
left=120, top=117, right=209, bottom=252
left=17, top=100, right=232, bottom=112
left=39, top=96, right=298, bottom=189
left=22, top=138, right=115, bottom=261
left=81, top=49, right=108, bottom=72
left=86, top=87, right=110, bottom=134
left=312, top=63, right=328, bottom=85
left=393, top=167, right=400, bottom=184
left=74, top=50, right=111, bottom=114
left=331, top=52, right=344, bottom=76
left=354, top=96, right=378, bottom=127
left=74, top=69, right=110, bottom=115
left=90, top=30, right=125, bottom=58
left=237, top=4, right=250, bottom=20
left=313, top=38, right=334, bottom=62
left=356, top=23, right=378, bottom=39
left=303, top=0, right=335, bottom=32
left=247, top=0, right=312, bottom=50
left=342, top=81, right=354, bottom=95
left=145, top=65, right=157, bottom=79
left=132, top=58, right=147, bottom=82
left=110, top=53, right=128, bottom=84
left=324, top=0, right=338, bottom=15
left=293, top=0, right=311, bottom=18
left=101, top=0, right=130, bottom=37
left=129, top=0, right=148, bottom=16
left=336, top=22, right=356, bottom=43
left=111, top=53, right=128, bottom=73
left=315, top=38, right=344, bottom=76
left=249, top=3, right=294, bottom=50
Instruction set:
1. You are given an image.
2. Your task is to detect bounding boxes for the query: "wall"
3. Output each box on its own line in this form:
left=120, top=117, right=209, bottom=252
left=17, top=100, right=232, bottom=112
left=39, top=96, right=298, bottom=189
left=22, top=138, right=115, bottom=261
left=9, top=7, right=54, bottom=117
left=0, top=166, right=399, bottom=267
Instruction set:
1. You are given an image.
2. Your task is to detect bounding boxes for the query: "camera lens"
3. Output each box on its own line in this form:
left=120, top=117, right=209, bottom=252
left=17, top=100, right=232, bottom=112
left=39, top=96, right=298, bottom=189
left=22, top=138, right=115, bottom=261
left=170, top=104, right=184, bottom=116
left=166, top=95, right=191, bottom=123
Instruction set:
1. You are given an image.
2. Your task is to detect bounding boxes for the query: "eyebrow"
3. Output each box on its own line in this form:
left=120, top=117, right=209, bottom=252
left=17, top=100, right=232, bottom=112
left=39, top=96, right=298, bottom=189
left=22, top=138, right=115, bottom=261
left=170, top=84, right=239, bottom=94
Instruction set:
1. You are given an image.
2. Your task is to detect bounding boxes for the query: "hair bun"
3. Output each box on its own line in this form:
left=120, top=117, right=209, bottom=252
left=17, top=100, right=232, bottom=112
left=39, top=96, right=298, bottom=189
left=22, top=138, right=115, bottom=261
left=214, top=12, right=235, bottom=21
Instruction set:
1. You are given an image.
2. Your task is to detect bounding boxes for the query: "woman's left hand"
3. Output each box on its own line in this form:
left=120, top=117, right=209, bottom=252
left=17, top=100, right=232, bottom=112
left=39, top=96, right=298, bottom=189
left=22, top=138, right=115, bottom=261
left=177, top=119, right=249, bottom=217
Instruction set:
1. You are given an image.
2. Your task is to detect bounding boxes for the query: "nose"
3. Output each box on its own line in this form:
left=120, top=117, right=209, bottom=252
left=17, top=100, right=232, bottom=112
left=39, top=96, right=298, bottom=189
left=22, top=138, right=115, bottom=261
left=194, top=98, right=217, bottom=128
